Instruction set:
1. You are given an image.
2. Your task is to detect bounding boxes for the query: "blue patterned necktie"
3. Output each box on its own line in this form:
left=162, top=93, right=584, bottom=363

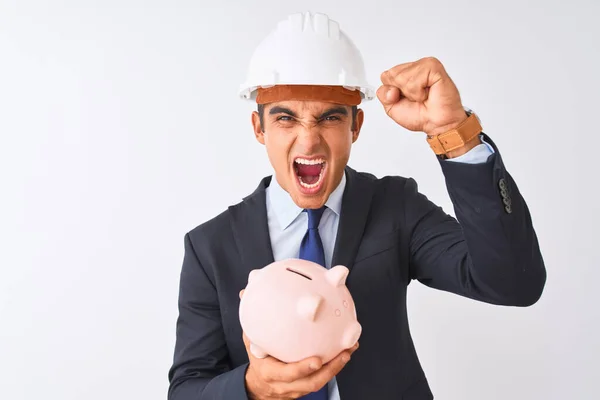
left=298, top=206, right=328, bottom=400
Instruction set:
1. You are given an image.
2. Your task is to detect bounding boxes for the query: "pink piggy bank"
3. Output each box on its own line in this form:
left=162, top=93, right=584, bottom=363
left=239, top=258, right=361, bottom=364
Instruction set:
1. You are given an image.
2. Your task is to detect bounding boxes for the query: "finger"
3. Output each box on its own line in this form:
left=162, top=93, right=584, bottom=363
left=391, top=63, right=429, bottom=103
left=239, top=289, right=245, bottom=299
left=261, top=354, right=323, bottom=383
left=376, top=85, right=401, bottom=106
left=382, top=60, right=441, bottom=103
left=242, top=331, right=290, bottom=387
left=383, top=57, right=444, bottom=87
left=286, top=350, right=353, bottom=395
left=242, top=331, right=324, bottom=384
left=377, top=86, right=422, bottom=129
left=380, top=62, right=413, bottom=85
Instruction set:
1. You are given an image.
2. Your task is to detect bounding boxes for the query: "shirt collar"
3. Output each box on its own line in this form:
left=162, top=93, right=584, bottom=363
left=267, top=171, right=346, bottom=230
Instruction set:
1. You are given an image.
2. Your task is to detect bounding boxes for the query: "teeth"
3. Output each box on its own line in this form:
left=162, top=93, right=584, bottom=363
left=295, top=158, right=325, bottom=165
left=299, top=168, right=325, bottom=189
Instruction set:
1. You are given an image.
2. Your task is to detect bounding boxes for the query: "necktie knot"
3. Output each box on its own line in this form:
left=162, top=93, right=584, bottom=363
left=305, top=207, right=326, bottom=230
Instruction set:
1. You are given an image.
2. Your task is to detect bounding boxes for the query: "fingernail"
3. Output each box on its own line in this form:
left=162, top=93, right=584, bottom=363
left=386, top=88, right=394, bottom=100
left=342, top=355, right=350, bottom=363
left=310, top=362, right=319, bottom=370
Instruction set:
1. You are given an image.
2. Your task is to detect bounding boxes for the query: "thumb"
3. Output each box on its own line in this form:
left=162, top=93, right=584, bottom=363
left=376, top=85, right=400, bottom=105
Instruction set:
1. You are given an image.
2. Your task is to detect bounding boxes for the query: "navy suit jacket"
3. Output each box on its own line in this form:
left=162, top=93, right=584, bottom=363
left=167, top=134, right=546, bottom=399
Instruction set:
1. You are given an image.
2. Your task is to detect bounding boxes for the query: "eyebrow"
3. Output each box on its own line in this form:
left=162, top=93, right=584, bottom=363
left=319, top=107, right=348, bottom=119
left=269, top=106, right=297, bottom=117
left=268, top=106, right=349, bottom=119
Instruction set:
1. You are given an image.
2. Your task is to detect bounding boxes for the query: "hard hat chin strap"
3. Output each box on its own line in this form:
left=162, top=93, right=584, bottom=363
left=256, top=85, right=362, bottom=106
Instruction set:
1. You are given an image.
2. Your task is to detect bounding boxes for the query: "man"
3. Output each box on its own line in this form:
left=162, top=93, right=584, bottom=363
left=168, top=12, right=546, bottom=400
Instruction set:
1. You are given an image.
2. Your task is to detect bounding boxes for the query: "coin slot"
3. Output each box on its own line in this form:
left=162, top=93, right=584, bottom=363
left=286, top=267, right=312, bottom=280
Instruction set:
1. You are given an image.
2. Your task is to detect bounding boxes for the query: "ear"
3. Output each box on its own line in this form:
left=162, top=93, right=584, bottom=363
left=251, top=111, right=265, bottom=145
left=297, top=293, right=323, bottom=321
left=326, top=265, right=349, bottom=287
left=351, top=108, right=364, bottom=143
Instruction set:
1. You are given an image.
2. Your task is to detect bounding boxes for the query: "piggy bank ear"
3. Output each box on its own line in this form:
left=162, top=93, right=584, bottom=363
left=326, top=265, right=349, bottom=287
left=297, top=293, right=323, bottom=322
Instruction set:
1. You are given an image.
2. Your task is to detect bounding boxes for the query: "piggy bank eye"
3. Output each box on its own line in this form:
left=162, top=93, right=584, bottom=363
left=343, top=300, right=349, bottom=308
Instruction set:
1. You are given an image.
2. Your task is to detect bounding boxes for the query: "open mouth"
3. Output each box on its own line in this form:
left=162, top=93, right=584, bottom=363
left=293, top=157, right=326, bottom=192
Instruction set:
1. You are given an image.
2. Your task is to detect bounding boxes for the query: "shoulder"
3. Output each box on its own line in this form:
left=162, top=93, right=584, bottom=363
left=187, top=208, right=231, bottom=239
left=346, top=167, right=427, bottom=220
left=185, top=198, right=247, bottom=251
left=348, top=167, right=418, bottom=195
left=186, top=176, right=270, bottom=241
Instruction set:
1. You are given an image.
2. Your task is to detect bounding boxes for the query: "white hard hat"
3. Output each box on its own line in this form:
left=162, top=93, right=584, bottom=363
left=238, top=12, right=375, bottom=102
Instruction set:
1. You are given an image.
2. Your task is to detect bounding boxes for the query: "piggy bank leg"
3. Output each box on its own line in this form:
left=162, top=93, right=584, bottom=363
left=248, top=269, right=260, bottom=283
left=250, top=343, right=268, bottom=359
left=341, top=321, right=362, bottom=349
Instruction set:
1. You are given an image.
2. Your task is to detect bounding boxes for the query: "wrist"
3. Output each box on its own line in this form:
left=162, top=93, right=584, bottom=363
left=443, top=135, right=482, bottom=159
left=426, top=110, right=483, bottom=157
left=426, top=113, right=468, bottom=137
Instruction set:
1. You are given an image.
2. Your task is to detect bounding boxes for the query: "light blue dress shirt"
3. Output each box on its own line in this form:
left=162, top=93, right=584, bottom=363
left=264, top=138, right=493, bottom=399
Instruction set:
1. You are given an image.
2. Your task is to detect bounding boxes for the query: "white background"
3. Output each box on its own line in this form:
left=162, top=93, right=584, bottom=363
left=1, top=1, right=598, bottom=399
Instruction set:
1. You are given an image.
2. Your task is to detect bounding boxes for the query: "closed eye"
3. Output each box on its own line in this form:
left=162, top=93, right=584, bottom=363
left=318, top=114, right=345, bottom=123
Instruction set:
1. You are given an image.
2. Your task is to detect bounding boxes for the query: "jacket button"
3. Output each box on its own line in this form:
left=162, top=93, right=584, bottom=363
left=499, top=178, right=507, bottom=190
left=503, top=197, right=511, bottom=206
left=505, top=204, right=512, bottom=213
left=501, top=188, right=508, bottom=198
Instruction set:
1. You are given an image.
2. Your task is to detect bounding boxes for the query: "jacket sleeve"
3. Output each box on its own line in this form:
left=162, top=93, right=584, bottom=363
left=168, top=233, right=249, bottom=399
left=406, top=134, right=546, bottom=306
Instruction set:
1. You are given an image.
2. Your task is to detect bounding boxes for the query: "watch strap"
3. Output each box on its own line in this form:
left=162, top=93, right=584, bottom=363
left=426, top=113, right=482, bottom=155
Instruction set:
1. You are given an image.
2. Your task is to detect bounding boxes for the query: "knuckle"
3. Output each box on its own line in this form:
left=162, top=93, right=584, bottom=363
left=277, top=372, right=292, bottom=383
left=305, top=381, right=318, bottom=393
left=271, top=385, right=286, bottom=397
left=263, top=383, right=276, bottom=396
left=406, top=73, right=418, bottom=86
left=425, top=56, right=439, bottom=64
left=285, top=370, right=299, bottom=383
left=264, top=386, right=276, bottom=397
left=258, top=368, right=273, bottom=383
left=311, top=381, right=325, bottom=393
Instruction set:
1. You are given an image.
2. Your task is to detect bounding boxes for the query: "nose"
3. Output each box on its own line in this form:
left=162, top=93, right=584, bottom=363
left=295, top=124, right=323, bottom=154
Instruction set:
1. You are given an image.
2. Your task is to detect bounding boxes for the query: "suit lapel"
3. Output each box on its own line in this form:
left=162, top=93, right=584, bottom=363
left=331, top=167, right=375, bottom=400
left=230, top=167, right=374, bottom=278
left=331, top=166, right=375, bottom=274
left=229, top=176, right=275, bottom=277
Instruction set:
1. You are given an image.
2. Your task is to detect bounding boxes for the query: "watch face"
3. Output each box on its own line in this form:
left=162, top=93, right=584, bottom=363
left=463, top=106, right=480, bottom=123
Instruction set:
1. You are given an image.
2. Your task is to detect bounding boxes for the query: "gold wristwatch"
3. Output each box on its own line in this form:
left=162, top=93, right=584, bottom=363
left=426, top=107, right=483, bottom=156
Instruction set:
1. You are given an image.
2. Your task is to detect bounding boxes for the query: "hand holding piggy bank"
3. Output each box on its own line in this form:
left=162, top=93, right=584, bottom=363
left=239, top=258, right=362, bottom=364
